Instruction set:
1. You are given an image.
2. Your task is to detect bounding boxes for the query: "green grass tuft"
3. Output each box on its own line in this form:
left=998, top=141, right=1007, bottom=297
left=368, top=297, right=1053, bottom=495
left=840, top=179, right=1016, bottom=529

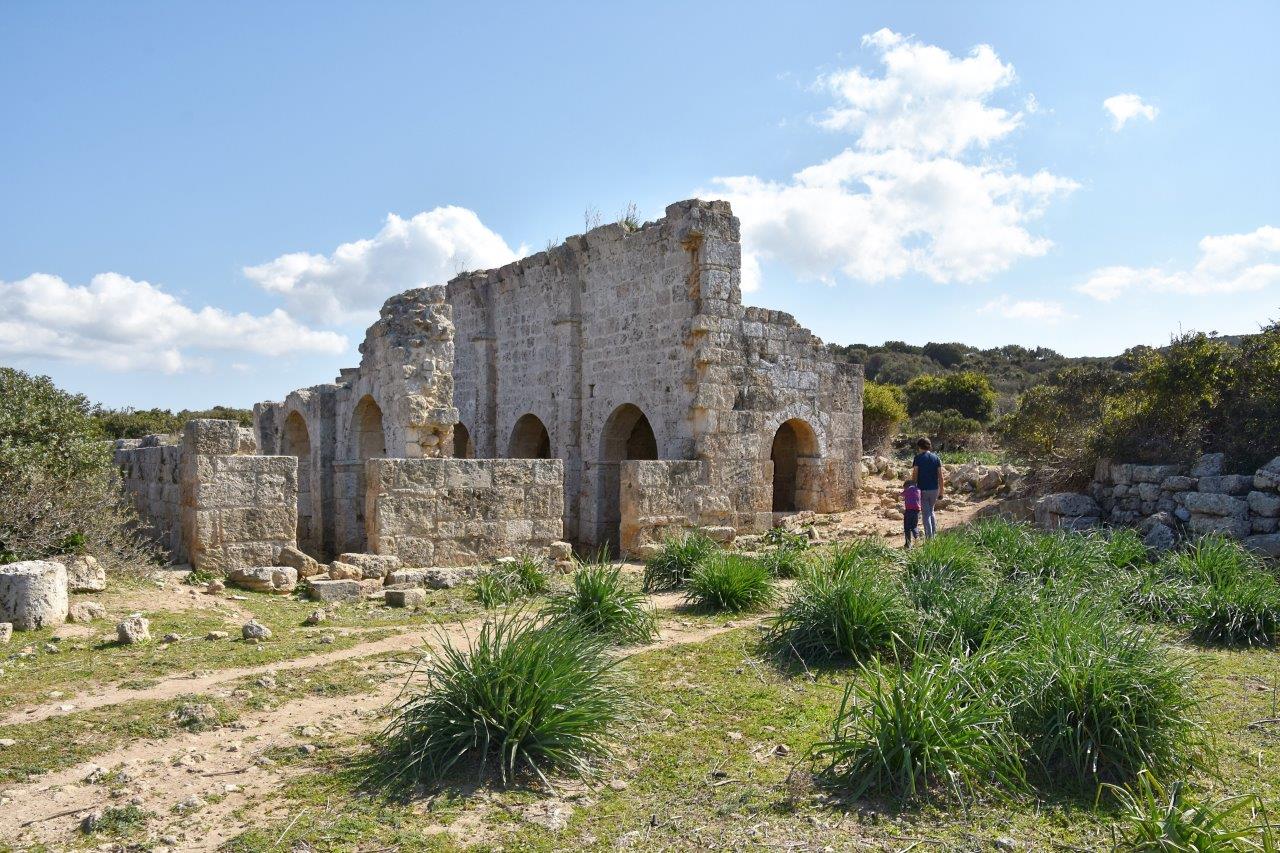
left=685, top=554, right=774, bottom=613
left=543, top=560, right=657, bottom=645
left=474, top=555, right=548, bottom=608
left=1105, top=770, right=1276, bottom=851
left=377, top=611, right=626, bottom=788
left=643, top=532, right=718, bottom=592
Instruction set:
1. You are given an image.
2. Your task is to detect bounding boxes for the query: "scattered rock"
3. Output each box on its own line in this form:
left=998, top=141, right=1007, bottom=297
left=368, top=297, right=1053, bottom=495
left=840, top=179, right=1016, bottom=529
left=206, top=579, right=225, bottom=594
left=51, top=555, right=106, bottom=592
left=116, top=613, right=151, bottom=645
left=227, top=566, right=298, bottom=594
left=276, top=545, right=322, bottom=578
left=80, top=809, right=103, bottom=833
left=0, top=560, right=69, bottom=630
left=385, top=587, right=427, bottom=608
left=171, top=702, right=220, bottom=729
left=0, top=738, right=16, bottom=748
left=242, top=620, right=272, bottom=641
left=608, top=778, right=629, bottom=791
left=68, top=601, right=106, bottom=624
left=307, top=578, right=363, bottom=604
left=206, top=630, right=229, bottom=641
left=333, top=553, right=401, bottom=579
left=174, top=794, right=205, bottom=813
left=548, top=540, right=574, bottom=561
left=162, top=632, right=181, bottom=643
left=1142, top=523, right=1177, bottom=553
left=304, top=608, right=327, bottom=625
left=0, top=622, right=10, bottom=644
left=319, top=633, right=336, bottom=644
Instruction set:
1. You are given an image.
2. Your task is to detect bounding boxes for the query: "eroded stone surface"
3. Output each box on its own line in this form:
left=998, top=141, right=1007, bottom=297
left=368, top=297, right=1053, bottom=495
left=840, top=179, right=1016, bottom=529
left=0, top=561, right=68, bottom=631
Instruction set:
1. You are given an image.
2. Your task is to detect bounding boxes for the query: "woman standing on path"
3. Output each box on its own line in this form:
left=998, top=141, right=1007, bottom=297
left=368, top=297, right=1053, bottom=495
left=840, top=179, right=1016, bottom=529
left=910, top=437, right=945, bottom=539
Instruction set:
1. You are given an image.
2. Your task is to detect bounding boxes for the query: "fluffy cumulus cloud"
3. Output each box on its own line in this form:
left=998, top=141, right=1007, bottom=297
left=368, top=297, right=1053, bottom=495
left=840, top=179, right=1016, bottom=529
left=979, top=294, right=1071, bottom=322
left=244, top=207, right=521, bottom=324
left=1103, top=93, right=1158, bottom=130
left=1077, top=226, right=1280, bottom=301
left=703, top=30, right=1077, bottom=293
left=0, top=272, right=348, bottom=374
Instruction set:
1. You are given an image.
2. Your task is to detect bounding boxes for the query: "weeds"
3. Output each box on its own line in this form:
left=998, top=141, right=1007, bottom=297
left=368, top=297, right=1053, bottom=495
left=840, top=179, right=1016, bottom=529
left=543, top=560, right=657, bottom=645
left=1106, top=770, right=1276, bottom=851
left=474, top=555, right=548, bottom=608
left=643, top=532, right=718, bottom=592
left=685, top=554, right=773, bottom=613
left=769, top=559, right=914, bottom=663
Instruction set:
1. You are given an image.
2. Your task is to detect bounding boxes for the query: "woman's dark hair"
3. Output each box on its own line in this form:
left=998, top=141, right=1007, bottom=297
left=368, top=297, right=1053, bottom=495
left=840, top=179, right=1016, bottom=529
left=916, top=437, right=932, bottom=450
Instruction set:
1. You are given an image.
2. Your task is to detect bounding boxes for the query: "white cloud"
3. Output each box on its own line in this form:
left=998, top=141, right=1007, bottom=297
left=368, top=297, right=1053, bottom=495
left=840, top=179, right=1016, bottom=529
left=1077, top=226, right=1280, bottom=301
left=1103, top=93, right=1158, bottom=130
left=979, top=294, right=1071, bottom=322
left=244, top=206, right=521, bottom=324
left=0, top=272, right=348, bottom=374
left=704, top=30, right=1076, bottom=293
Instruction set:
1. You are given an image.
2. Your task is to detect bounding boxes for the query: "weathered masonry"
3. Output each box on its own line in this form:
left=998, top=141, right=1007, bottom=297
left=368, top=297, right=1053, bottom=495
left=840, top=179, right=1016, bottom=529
left=121, top=199, right=862, bottom=571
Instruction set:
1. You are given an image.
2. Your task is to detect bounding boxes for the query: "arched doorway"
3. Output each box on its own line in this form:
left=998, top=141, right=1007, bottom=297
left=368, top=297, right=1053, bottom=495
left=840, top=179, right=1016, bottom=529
left=596, top=404, right=658, bottom=550
left=508, top=414, right=552, bottom=459
left=280, top=411, right=318, bottom=558
left=770, top=418, right=819, bottom=513
left=350, top=395, right=386, bottom=548
left=453, top=423, right=475, bottom=459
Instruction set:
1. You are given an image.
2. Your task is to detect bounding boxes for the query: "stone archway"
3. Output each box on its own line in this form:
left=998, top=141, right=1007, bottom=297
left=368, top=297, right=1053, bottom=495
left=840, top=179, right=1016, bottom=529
left=280, top=411, right=319, bottom=558
left=350, top=395, right=386, bottom=550
left=769, top=418, right=820, bottom=513
left=453, top=422, right=475, bottom=459
left=595, top=404, right=657, bottom=550
left=508, top=413, right=552, bottom=459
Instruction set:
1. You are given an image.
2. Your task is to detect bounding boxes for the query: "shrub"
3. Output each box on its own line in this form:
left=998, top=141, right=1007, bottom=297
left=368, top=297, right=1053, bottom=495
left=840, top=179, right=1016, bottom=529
left=907, top=409, right=985, bottom=451
left=769, top=558, right=915, bottom=663
left=1106, top=770, right=1276, bottom=851
left=643, top=532, right=718, bottom=592
left=685, top=554, right=773, bottom=613
left=474, top=555, right=548, bottom=608
left=862, top=381, right=908, bottom=453
left=904, top=371, right=998, bottom=423
left=1189, top=573, right=1280, bottom=647
left=758, top=528, right=810, bottom=579
left=0, top=367, right=153, bottom=570
left=542, top=561, right=657, bottom=645
left=377, top=612, right=626, bottom=787
left=810, top=653, right=1025, bottom=800
left=998, top=603, right=1200, bottom=786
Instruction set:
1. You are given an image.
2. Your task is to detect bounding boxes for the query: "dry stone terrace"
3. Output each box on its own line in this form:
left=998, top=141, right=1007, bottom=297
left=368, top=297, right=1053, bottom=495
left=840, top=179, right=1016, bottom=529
left=104, top=199, right=864, bottom=581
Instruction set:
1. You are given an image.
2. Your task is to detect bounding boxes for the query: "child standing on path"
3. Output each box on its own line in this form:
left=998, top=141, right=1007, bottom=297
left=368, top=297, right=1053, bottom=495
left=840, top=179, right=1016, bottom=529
left=902, top=479, right=921, bottom=549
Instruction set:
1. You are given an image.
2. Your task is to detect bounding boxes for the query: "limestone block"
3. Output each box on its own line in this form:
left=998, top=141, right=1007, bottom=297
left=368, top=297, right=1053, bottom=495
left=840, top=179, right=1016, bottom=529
left=385, top=588, right=427, bottom=608
left=1132, top=464, right=1184, bottom=484
left=1256, top=457, right=1280, bottom=491
left=1249, top=491, right=1280, bottom=518
left=242, top=620, right=272, bottom=641
left=335, top=553, right=401, bottom=579
left=699, top=526, right=737, bottom=544
left=1198, top=475, right=1253, bottom=496
left=0, top=561, right=69, bottom=630
left=228, top=566, right=298, bottom=594
left=1034, top=493, right=1101, bottom=523
left=1190, top=453, right=1226, bottom=478
left=277, top=545, right=322, bottom=578
left=327, top=562, right=362, bottom=581
left=1190, top=514, right=1250, bottom=539
left=307, top=579, right=363, bottom=603
left=69, top=601, right=106, bottom=623
left=1252, top=517, right=1279, bottom=535
left=1244, top=533, right=1280, bottom=558
left=548, top=541, right=573, bottom=561
left=117, top=614, right=150, bottom=644
left=183, top=419, right=243, bottom=456
left=1137, top=482, right=1160, bottom=503
left=52, top=555, right=106, bottom=592
left=1183, top=492, right=1248, bottom=518
left=1160, top=476, right=1196, bottom=492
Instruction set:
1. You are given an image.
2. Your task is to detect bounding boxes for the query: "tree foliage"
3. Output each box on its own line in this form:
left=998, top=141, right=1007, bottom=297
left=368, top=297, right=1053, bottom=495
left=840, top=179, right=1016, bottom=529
left=862, top=381, right=908, bottom=453
left=905, top=372, right=997, bottom=423
left=92, top=405, right=253, bottom=439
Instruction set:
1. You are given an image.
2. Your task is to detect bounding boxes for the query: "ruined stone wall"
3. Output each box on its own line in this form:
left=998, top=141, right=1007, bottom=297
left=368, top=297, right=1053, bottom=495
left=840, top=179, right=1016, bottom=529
left=447, top=199, right=862, bottom=549
left=114, top=435, right=184, bottom=562
left=619, top=460, right=723, bottom=552
left=366, top=458, right=564, bottom=566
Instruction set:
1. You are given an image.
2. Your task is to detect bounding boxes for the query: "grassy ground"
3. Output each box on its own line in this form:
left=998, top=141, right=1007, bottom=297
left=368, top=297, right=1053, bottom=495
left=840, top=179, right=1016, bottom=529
left=221, top=625, right=1280, bottom=851
left=0, top=577, right=478, bottom=712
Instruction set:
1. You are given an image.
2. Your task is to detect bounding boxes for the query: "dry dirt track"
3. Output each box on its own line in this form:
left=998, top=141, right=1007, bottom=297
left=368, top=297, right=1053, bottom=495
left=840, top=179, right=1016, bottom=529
left=0, top=592, right=763, bottom=850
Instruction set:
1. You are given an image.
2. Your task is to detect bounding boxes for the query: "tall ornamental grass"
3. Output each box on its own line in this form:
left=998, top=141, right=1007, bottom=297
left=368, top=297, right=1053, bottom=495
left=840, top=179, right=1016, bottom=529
left=543, top=560, right=657, bottom=645
left=643, top=532, right=718, bottom=592
left=685, top=553, right=774, bottom=613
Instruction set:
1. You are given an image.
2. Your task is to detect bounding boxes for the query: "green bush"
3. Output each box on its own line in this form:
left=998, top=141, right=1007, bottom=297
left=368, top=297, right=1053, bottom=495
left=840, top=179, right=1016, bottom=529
left=642, top=532, right=718, bottom=592
left=0, top=367, right=152, bottom=569
left=685, top=554, right=774, bottom=613
left=377, top=612, right=626, bottom=787
left=758, top=528, right=810, bottom=579
left=91, top=404, right=253, bottom=439
left=542, top=561, right=657, bottom=645
left=905, top=371, right=997, bottom=423
left=1105, top=771, right=1276, bottom=851
left=474, top=555, right=548, bottom=608
left=997, top=603, right=1200, bottom=786
left=810, top=653, right=1025, bottom=800
left=862, top=381, right=908, bottom=452
left=768, top=557, right=915, bottom=663
left=907, top=409, right=986, bottom=451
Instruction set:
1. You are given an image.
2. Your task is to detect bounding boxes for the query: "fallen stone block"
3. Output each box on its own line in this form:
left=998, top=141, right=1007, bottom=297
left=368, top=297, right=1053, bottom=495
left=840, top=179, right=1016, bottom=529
left=52, top=555, right=106, bottom=593
left=327, top=562, right=362, bottom=581
left=276, top=545, right=322, bottom=578
left=385, top=588, right=427, bottom=608
left=548, top=540, right=573, bottom=562
left=334, top=553, right=401, bottom=579
left=0, top=560, right=69, bottom=631
left=117, top=613, right=151, bottom=644
left=1244, top=533, right=1280, bottom=558
left=228, top=566, right=298, bottom=594
left=385, top=567, right=476, bottom=589
left=69, top=601, right=106, bottom=624
left=306, top=579, right=363, bottom=604
left=1183, top=491, right=1248, bottom=518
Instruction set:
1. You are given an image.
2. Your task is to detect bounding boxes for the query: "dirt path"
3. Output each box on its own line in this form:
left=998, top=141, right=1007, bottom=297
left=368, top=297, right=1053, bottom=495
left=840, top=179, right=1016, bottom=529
left=0, top=604, right=760, bottom=850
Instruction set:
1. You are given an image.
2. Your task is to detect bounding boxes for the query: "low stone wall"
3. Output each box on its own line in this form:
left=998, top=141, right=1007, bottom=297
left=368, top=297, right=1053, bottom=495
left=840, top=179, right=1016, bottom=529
left=114, top=420, right=298, bottom=572
left=1036, top=452, right=1280, bottom=556
left=619, top=460, right=735, bottom=553
left=366, top=458, right=564, bottom=567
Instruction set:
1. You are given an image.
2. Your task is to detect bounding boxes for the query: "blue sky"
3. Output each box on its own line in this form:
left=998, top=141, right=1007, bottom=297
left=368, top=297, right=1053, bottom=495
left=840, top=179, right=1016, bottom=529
left=2, top=1, right=1278, bottom=409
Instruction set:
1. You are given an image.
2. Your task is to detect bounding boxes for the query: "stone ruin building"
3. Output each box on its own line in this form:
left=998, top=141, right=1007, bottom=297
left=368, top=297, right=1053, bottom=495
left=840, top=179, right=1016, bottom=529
left=115, top=200, right=864, bottom=574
